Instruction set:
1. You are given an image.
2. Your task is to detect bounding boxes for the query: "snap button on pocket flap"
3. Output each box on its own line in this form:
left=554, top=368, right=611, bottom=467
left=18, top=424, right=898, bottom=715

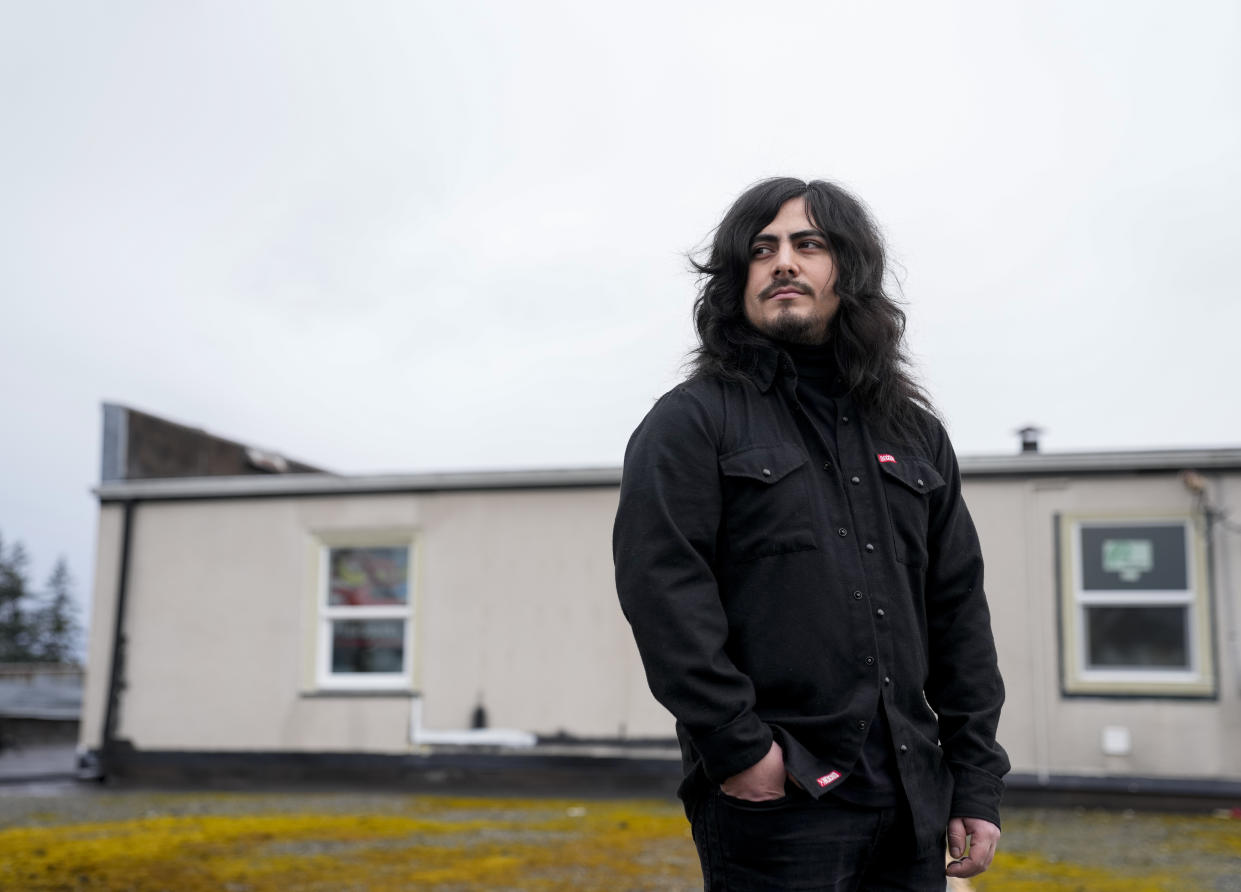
left=720, top=444, right=808, bottom=484
left=877, top=456, right=945, bottom=493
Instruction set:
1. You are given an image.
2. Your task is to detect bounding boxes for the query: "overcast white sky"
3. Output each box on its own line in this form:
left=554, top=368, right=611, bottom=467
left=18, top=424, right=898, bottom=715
left=2, top=1, right=1239, bottom=627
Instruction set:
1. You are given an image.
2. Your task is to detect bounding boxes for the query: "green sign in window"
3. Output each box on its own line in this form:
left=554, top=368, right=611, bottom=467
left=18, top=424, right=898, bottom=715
left=1101, top=539, right=1154, bottom=582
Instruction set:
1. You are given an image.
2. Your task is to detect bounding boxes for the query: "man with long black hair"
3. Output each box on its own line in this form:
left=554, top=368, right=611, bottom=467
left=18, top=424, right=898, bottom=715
left=614, top=178, right=1008, bottom=890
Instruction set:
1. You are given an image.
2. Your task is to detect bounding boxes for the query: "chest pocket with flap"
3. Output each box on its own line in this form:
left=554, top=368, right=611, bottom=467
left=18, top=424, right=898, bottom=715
left=877, top=455, right=946, bottom=567
left=718, top=444, right=816, bottom=561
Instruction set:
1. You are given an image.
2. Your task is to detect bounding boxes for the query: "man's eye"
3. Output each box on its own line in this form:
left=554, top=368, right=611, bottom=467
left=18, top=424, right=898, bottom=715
left=751, top=245, right=772, bottom=256
left=800, top=240, right=824, bottom=250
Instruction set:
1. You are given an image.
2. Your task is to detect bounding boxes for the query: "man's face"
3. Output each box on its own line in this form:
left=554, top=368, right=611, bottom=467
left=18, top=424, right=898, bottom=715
left=742, top=196, right=840, bottom=346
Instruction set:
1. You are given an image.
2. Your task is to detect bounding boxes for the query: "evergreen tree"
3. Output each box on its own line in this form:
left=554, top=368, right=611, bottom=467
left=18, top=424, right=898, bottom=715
left=35, top=558, right=80, bottom=663
left=0, top=532, right=35, bottom=662
left=0, top=532, right=82, bottom=664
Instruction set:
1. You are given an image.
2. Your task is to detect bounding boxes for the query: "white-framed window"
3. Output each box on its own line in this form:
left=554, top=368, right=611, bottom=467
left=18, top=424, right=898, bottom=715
left=1059, top=514, right=1214, bottom=697
left=315, top=538, right=416, bottom=690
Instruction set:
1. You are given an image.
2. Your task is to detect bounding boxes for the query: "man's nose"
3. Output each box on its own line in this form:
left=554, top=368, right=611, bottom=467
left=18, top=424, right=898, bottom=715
left=773, top=243, right=798, bottom=276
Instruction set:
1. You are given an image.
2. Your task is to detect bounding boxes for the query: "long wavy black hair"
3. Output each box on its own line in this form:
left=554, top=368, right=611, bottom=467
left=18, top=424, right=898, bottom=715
left=689, top=177, right=937, bottom=439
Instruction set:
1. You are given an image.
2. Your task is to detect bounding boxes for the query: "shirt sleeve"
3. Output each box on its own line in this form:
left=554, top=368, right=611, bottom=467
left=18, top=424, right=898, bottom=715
left=922, top=420, right=1011, bottom=826
left=612, top=386, right=773, bottom=783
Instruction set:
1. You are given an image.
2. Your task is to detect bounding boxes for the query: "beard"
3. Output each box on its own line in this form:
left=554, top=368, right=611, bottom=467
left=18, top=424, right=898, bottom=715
left=758, top=304, right=832, bottom=346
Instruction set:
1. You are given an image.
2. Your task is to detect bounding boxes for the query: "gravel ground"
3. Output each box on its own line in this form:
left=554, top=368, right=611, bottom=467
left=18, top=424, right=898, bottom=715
left=974, top=805, right=1241, bottom=892
left=1, top=783, right=1238, bottom=890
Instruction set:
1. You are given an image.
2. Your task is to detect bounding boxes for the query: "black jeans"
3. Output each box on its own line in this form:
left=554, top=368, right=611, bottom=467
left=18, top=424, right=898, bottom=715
left=689, top=786, right=947, bottom=892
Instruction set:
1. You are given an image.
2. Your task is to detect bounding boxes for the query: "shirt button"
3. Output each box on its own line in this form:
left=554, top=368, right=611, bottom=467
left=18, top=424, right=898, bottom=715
left=838, top=527, right=848, bottom=537
left=852, top=591, right=863, bottom=601
left=899, top=744, right=909, bottom=754
left=864, top=656, right=875, bottom=665
left=883, top=676, right=891, bottom=686
left=876, top=608, right=885, bottom=618
left=857, top=720, right=867, bottom=731
left=850, top=475, right=860, bottom=485
left=761, top=468, right=772, bottom=477
left=864, top=543, right=875, bottom=553
left=916, top=478, right=925, bottom=487
left=823, top=462, right=832, bottom=471
left=842, top=415, right=850, bottom=423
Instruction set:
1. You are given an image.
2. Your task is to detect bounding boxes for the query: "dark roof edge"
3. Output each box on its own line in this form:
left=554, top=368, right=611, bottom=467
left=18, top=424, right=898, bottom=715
left=95, top=467, right=625, bottom=502
left=959, top=447, right=1241, bottom=477
left=93, top=447, right=1241, bottom=503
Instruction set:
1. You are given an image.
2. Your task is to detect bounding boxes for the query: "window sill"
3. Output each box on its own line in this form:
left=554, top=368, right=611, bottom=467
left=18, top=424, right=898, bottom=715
left=1061, top=681, right=1216, bottom=700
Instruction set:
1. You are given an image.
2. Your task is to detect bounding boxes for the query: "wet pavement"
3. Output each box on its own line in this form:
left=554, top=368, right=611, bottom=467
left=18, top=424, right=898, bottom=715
left=0, top=741, right=76, bottom=783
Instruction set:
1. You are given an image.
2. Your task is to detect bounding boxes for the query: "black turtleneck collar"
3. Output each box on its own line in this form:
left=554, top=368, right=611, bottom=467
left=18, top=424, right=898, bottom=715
left=785, top=342, right=850, bottom=400
left=737, top=338, right=848, bottom=396
left=782, top=342, right=837, bottom=381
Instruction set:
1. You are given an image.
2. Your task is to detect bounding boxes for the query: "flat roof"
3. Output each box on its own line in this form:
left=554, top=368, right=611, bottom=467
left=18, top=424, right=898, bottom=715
left=93, top=447, right=1241, bottom=502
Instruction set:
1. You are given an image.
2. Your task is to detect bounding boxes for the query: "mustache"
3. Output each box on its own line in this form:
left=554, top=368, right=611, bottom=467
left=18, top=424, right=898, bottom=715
left=760, top=280, right=812, bottom=300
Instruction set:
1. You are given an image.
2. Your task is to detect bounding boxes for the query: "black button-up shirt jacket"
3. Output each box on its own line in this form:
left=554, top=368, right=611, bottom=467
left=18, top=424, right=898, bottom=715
left=613, top=346, right=1009, bottom=851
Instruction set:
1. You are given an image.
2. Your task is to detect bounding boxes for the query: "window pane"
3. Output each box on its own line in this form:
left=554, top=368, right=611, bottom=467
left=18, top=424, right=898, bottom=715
left=329, top=547, right=409, bottom=606
left=1085, top=606, right=1188, bottom=669
left=330, top=619, right=405, bottom=674
left=1080, top=524, right=1187, bottom=591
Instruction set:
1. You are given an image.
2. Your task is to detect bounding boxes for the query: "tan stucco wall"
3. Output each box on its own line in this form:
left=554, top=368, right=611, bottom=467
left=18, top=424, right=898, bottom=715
left=82, top=488, right=667, bottom=754
left=413, top=488, right=662, bottom=738
left=79, top=504, right=124, bottom=750
left=81, top=467, right=1241, bottom=782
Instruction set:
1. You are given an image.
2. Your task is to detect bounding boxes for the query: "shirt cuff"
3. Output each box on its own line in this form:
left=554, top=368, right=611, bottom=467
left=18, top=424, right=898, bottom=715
left=693, top=711, right=773, bottom=783
left=949, top=762, right=1005, bottom=828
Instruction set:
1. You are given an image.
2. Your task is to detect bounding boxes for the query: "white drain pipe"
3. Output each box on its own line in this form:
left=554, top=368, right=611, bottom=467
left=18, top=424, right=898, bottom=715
left=409, top=696, right=536, bottom=748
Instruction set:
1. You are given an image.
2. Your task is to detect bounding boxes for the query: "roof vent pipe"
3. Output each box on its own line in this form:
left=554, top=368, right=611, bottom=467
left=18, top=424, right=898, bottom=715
left=1017, top=426, right=1043, bottom=454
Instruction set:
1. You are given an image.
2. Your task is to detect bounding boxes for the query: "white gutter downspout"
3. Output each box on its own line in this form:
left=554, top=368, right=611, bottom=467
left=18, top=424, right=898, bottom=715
left=1205, top=486, right=1240, bottom=691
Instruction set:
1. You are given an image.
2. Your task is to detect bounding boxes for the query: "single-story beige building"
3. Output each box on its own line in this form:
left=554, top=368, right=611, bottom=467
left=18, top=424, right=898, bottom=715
left=79, top=405, right=1241, bottom=802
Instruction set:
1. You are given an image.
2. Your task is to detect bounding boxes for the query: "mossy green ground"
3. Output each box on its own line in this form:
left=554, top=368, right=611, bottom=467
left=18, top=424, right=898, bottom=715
left=1, top=792, right=1238, bottom=890
left=975, top=806, right=1241, bottom=892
